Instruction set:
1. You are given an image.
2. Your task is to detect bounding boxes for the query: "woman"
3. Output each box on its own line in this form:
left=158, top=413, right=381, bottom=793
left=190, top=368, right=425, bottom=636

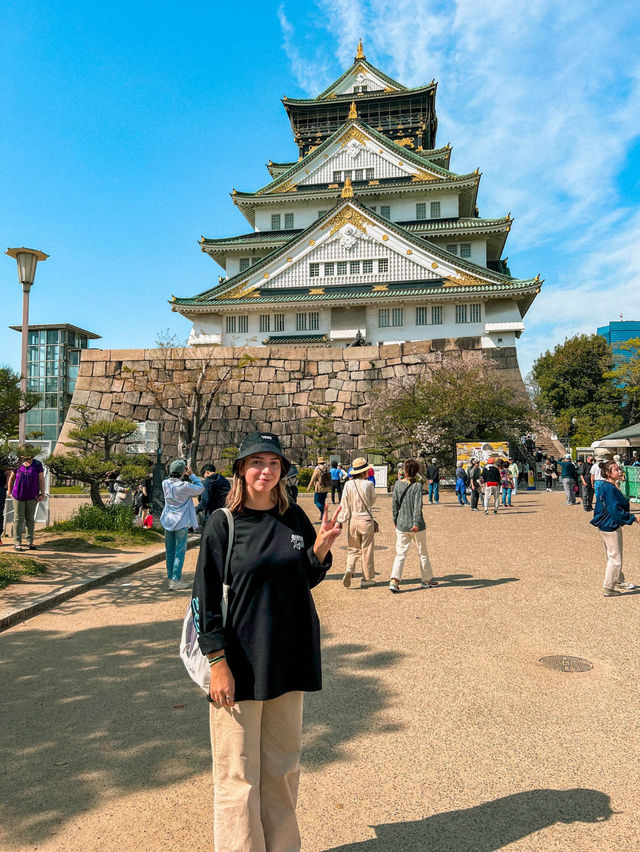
left=543, top=457, right=556, bottom=492
left=7, top=450, right=45, bottom=552
left=338, top=456, right=376, bottom=589
left=192, top=432, right=340, bottom=851
left=389, top=458, right=438, bottom=593
left=160, top=459, right=203, bottom=591
left=590, top=459, right=637, bottom=596
left=500, top=463, right=513, bottom=507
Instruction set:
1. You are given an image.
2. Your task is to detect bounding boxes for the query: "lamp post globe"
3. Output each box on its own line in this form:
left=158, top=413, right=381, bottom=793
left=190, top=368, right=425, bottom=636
left=5, top=247, right=49, bottom=444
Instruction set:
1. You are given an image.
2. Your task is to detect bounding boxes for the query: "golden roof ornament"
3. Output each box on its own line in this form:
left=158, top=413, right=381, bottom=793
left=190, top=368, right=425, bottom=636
left=348, top=101, right=358, bottom=120
left=356, top=39, right=365, bottom=60
left=341, top=176, right=354, bottom=198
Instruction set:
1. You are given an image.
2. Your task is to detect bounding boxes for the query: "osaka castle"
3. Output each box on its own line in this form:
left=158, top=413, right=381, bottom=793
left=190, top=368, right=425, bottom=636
left=172, top=41, right=541, bottom=348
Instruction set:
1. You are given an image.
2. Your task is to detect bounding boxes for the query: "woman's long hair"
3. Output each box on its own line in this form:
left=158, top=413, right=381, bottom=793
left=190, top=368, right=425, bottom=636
left=226, top=459, right=290, bottom=515
left=404, top=458, right=419, bottom=482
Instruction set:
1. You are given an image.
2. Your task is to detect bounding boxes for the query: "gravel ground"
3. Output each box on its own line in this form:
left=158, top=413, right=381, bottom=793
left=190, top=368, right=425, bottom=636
left=1, top=488, right=639, bottom=851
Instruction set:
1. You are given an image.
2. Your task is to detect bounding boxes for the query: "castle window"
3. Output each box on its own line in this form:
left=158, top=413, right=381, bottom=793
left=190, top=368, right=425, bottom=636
left=416, top=306, right=428, bottom=325
left=296, top=313, right=307, bottom=331
left=379, top=308, right=403, bottom=328
left=366, top=168, right=374, bottom=180
left=337, top=261, right=348, bottom=275
left=238, top=315, right=248, bottom=333
left=350, top=260, right=360, bottom=274
left=239, top=258, right=250, bottom=271
left=430, top=201, right=441, bottom=218
left=271, top=214, right=281, bottom=230
left=362, top=259, right=373, bottom=273
left=460, top=243, right=471, bottom=258
left=378, top=309, right=390, bottom=327
left=432, top=305, right=443, bottom=324
left=333, top=171, right=341, bottom=183
left=284, top=213, right=294, bottom=229
left=455, top=304, right=468, bottom=323
left=309, top=312, right=319, bottom=330
left=469, top=303, right=482, bottom=322
left=378, top=258, right=389, bottom=273
left=324, top=262, right=335, bottom=276
left=446, top=244, right=458, bottom=255
left=259, top=315, right=270, bottom=333
left=226, top=316, right=236, bottom=333
left=251, top=257, right=260, bottom=265
left=354, top=169, right=363, bottom=181
left=274, top=313, right=285, bottom=331
left=380, top=205, right=391, bottom=220
left=309, top=263, right=320, bottom=277
left=317, top=209, right=329, bottom=218
left=392, top=308, right=404, bottom=326
left=226, top=315, right=249, bottom=334
left=416, top=203, right=426, bottom=220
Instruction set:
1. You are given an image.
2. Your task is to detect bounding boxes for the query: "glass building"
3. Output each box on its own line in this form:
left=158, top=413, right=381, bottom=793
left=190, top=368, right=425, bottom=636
left=10, top=323, right=100, bottom=444
left=597, top=321, right=640, bottom=363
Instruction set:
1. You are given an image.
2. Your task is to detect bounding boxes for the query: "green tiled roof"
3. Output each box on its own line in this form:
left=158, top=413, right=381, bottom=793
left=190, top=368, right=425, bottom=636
left=264, top=333, right=329, bottom=344
left=174, top=199, right=539, bottom=307
left=201, top=230, right=301, bottom=249
left=400, top=217, right=511, bottom=234
left=249, top=119, right=465, bottom=198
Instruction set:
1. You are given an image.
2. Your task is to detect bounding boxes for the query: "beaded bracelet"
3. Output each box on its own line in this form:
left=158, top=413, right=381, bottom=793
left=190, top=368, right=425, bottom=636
left=208, top=655, right=226, bottom=667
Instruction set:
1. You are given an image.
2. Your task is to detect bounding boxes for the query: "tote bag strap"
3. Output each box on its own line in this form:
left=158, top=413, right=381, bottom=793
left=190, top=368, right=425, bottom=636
left=216, top=507, right=234, bottom=628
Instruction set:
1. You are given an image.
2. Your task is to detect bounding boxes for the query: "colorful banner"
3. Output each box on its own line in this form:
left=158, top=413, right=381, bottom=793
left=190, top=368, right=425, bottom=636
left=455, top=441, right=510, bottom=468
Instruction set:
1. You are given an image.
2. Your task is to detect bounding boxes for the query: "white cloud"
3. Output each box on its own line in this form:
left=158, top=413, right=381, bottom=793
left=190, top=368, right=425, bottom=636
left=278, top=0, right=640, bottom=371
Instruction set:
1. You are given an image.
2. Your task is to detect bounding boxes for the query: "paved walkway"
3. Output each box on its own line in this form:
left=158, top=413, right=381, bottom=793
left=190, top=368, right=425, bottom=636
left=1, top=490, right=639, bottom=850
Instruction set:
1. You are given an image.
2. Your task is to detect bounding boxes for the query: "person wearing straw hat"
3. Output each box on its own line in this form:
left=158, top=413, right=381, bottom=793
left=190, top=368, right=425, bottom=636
left=192, top=431, right=341, bottom=851
left=337, top=456, right=377, bottom=588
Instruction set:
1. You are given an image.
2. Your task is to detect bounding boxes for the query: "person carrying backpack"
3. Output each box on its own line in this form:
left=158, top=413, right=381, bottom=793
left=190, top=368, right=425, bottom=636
left=196, top=463, right=231, bottom=522
left=308, top=457, right=331, bottom=521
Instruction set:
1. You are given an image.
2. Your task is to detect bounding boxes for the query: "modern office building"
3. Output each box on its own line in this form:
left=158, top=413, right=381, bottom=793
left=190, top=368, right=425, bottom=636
left=9, top=323, right=100, bottom=444
left=597, top=321, right=640, bottom=362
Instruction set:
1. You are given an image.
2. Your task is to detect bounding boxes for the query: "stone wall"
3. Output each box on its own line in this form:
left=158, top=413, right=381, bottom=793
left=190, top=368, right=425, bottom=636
left=57, top=339, right=527, bottom=465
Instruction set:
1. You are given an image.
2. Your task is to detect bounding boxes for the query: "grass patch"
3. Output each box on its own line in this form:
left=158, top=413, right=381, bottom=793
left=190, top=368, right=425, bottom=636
left=0, top=554, right=47, bottom=590
left=42, top=528, right=164, bottom=550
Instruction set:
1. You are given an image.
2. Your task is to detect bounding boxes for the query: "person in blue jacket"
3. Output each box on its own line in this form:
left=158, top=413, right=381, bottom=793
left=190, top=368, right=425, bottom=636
left=590, top=458, right=637, bottom=596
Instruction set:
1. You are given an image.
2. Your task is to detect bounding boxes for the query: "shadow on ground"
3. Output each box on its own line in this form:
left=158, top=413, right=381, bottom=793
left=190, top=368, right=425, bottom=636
left=303, top=640, right=404, bottom=768
left=435, top=573, right=519, bottom=590
left=325, top=788, right=614, bottom=851
left=0, top=623, right=398, bottom=845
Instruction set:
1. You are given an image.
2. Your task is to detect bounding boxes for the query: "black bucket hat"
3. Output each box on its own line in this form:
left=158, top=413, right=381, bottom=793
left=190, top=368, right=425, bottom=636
left=233, top=432, right=291, bottom=476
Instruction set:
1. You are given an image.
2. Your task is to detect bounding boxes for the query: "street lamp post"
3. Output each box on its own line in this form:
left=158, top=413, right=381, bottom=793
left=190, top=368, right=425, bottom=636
left=6, top=247, right=49, bottom=444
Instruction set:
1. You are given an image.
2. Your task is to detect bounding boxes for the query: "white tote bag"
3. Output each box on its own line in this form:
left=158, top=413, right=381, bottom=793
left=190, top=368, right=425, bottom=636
left=179, top=508, right=234, bottom=694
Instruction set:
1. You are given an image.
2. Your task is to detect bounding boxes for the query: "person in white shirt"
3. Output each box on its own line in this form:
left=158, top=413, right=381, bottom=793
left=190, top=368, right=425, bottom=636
left=508, top=459, right=520, bottom=496
left=590, top=458, right=605, bottom=501
left=160, top=459, right=204, bottom=590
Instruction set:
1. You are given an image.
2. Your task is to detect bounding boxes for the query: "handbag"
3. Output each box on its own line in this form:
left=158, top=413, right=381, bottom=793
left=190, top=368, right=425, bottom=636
left=353, top=479, right=379, bottom=533
left=179, top=507, right=234, bottom=694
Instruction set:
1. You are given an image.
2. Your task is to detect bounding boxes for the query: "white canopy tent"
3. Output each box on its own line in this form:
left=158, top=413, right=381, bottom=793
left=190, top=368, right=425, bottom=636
left=591, top=422, right=640, bottom=450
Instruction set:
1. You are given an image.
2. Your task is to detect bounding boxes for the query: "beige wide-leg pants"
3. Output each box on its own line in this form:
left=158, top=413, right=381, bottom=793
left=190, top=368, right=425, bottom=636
left=210, top=691, right=304, bottom=852
left=599, top=527, right=626, bottom=591
left=345, top=516, right=375, bottom=580
left=390, top=529, right=433, bottom=583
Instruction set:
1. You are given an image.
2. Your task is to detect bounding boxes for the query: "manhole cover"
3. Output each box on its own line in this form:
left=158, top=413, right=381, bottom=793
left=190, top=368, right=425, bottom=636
left=539, top=655, right=593, bottom=673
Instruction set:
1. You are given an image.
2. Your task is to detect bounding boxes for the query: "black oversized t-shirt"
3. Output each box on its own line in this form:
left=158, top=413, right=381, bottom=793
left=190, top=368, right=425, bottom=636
left=192, top=503, right=331, bottom=702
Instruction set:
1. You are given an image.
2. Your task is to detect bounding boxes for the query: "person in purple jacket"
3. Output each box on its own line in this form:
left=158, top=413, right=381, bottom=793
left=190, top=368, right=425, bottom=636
left=7, top=451, right=45, bottom=551
left=590, top=459, right=637, bottom=596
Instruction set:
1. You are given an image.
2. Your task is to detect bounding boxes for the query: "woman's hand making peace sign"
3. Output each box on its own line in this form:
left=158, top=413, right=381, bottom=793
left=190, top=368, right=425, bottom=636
left=313, top=505, right=342, bottom=563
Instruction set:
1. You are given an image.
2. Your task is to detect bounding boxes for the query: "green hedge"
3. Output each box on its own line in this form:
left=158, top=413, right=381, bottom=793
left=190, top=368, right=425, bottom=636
left=52, top=504, right=136, bottom=532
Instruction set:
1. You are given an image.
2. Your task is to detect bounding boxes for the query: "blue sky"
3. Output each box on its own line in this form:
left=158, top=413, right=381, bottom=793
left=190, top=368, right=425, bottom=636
left=2, top=0, right=639, bottom=378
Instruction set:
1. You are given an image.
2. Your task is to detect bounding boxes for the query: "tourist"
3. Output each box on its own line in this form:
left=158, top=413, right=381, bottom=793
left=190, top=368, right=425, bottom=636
left=481, top=458, right=501, bottom=515
left=500, top=462, right=513, bottom=507
left=308, top=456, right=331, bottom=521
left=632, top=451, right=640, bottom=466
left=426, top=457, right=440, bottom=504
left=329, top=460, right=343, bottom=504
left=140, top=460, right=153, bottom=523
left=590, top=455, right=605, bottom=501
left=286, top=463, right=299, bottom=504
left=509, top=458, right=520, bottom=496
left=543, top=457, right=556, bottom=492
left=7, top=449, right=45, bottom=552
left=389, top=458, right=438, bottom=593
left=580, top=455, right=595, bottom=511
left=192, top=431, right=340, bottom=851
left=469, top=458, right=482, bottom=511
left=160, top=459, right=203, bottom=590
left=559, top=454, right=578, bottom=505
left=338, top=456, right=377, bottom=589
left=455, top=461, right=469, bottom=505
left=590, top=459, right=637, bottom=596
left=367, top=466, right=376, bottom=485
left=112, top=477, right=132, bottom=505
left=0, top=465, right=7, bottom=547
left=196, top=463, right=231, bottom=523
